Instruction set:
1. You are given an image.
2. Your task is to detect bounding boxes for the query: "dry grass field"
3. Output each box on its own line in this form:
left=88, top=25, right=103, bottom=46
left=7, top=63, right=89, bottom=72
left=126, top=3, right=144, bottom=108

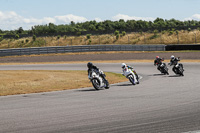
left=0, top=70, right=127, bottom=96
left=0, top=30, right=200, bottom=49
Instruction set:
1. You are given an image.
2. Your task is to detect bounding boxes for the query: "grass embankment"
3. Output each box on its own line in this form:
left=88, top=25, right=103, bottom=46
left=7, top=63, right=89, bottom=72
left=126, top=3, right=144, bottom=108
left=0, top=70, right=126, bottom=96
left=0, top=30, right=200, bottom=49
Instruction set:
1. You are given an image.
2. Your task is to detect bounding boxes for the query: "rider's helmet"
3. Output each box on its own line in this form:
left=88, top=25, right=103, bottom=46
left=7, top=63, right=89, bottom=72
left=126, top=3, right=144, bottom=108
left=87, top=62, right=93, bottom=69
left=156, top=56, right=159, bottom=59
left=121, top=63, right=126, bottom=69
left=171, top=55, right=175, bottom=60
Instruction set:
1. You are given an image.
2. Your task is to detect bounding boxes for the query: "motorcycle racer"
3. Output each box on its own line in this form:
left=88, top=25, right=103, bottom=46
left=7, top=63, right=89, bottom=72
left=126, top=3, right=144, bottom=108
left=121, top=63, right=139, bottom=81
left=87, top=62, right=109, bottom=90
left=169, top=55, right=182, bottom=73
left=169, top=55, right=180, bottom=65
left=87, top=62, right=106, bottom=80
left=154, top=56, right=164, bottom=71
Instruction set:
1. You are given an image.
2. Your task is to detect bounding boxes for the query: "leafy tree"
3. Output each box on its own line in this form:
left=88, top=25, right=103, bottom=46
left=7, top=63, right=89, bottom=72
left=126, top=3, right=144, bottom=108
left=116, top=34, right=120, bottom=40
left=57, top=35, right=61, bottom=40
left=86, top=34, right=91, bottom=39
left=153, top=30, right=158, bottom=35
left=48, top=23, right=57, bottom=33
left=149, top=30, right=159, bottom=40
left=168, top=30, right=174, bottom=35
left=88, top=39, right=92, bottom=45
left=15, top=34, right=20, bottom=39
left=154, top=18, right=165, bottom=23
left=114, top=30, right=119, bottom=36
left=175, top=30, right=179, bottom=35
left=25, top=39, right=29, bottom=43
left=0, top=36, right=3, bottom=42
left=122, top=31, right=126, bottom=36
left=89, top=24, right=96, bottom=31
left=17, top=27, right=24, bottom=34
left=32, top=35, right=36, bottom=41
left=2, top=17, right=200, bottom=38
left=76, top=31, right=81, bottom=36
left=70, top=21, right=75, bottom=27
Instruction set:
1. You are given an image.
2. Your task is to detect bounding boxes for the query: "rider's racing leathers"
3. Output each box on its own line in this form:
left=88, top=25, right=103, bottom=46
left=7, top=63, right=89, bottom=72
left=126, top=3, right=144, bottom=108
left=169, top=57, right=181, bottom=73
left=154, top=58, right=164, bottom=71
left=123, top=65, right=139, bottom=80
left=88, top=65, right=105, bottom=80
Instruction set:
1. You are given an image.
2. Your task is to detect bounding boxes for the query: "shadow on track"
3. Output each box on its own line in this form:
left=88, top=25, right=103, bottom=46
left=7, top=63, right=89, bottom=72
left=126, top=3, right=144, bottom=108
left=148, top=74, right=165, bottom=76
left=75, top=89, right=97, bottom=92
left=168, top=75, right=183, bottom=77
left=116, top=83, right=133, bottom=87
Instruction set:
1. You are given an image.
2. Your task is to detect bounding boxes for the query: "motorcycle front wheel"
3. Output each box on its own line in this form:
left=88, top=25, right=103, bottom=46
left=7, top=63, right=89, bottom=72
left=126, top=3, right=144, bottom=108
left=129, top=76, right=135, bottom=85
left=164, top=68, right=169, bottom=75
left=91, top=78, right=101, bottom=90
left=179, top=69, right=184, bottom=76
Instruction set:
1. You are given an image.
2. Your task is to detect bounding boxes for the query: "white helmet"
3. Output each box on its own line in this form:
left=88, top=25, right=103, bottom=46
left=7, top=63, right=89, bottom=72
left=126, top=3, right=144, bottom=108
left=121, top=63, right=126, bottom=68
left=171, top=55, right=175, bottom=60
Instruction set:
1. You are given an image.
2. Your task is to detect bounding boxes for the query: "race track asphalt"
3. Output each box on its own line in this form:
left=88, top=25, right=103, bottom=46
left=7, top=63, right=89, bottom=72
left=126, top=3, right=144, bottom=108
left=0, top=62, right=200, bottom=133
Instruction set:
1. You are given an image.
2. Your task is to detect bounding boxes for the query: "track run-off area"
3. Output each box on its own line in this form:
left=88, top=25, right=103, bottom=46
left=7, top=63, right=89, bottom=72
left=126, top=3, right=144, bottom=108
left=0, top=62, right=200, bottom=133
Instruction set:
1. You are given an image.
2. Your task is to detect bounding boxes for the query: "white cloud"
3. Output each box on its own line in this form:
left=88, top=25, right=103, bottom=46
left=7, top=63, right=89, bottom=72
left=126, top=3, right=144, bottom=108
left=184, top=14, right=200, bottom=21
left=0, top=11, right=23, bottom=23
left=0, top=11, right=88, bottom=30
left=2, top=11, right=200, bottom=31
left=55, top=14, right=88, bottom=23
left=0, top=11, right=56, bottom=30
left=112, top=14, right=155, bottom=21
left=94, top=17, right=103, bottom=22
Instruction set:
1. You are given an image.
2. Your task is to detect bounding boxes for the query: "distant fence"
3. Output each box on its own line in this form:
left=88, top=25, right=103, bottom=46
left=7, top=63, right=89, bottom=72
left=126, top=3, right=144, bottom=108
left=0, top=45, right=165, bottom=57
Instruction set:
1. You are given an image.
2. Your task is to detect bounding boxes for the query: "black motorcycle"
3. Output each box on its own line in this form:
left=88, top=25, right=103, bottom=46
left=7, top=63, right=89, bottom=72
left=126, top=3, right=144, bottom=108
left=169, top=58, right=184, bottom=76
left=155, top=58, right=169, bottom=75
left=172, top=63, right=184, bottom=76
left=158, top=63, right=169, bottom=75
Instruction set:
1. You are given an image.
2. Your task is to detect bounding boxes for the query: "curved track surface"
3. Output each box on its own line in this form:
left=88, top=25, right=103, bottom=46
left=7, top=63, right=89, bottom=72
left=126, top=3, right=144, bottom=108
left=1, top=63, right=200, bottom=133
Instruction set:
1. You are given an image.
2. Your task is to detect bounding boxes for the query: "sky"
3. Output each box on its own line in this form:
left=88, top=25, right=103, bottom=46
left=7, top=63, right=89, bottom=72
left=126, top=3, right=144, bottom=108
left=0, top=0, right=200, bottom=30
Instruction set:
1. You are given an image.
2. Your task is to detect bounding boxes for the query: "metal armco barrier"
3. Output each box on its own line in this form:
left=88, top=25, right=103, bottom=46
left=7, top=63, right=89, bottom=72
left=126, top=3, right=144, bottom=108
left=0, top=45, right=165, bottom=57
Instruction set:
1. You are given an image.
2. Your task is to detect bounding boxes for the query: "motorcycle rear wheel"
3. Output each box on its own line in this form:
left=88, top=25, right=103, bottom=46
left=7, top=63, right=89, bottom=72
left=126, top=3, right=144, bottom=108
left=104, top=80, right=110, bottom=89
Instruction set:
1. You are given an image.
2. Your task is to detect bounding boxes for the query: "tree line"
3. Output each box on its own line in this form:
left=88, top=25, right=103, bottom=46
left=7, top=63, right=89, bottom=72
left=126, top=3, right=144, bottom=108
left=1, top=18, right=200, bottom=38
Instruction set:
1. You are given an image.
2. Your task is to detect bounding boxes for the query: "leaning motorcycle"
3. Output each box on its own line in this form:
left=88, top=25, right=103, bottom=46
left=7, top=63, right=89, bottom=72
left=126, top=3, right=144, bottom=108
left=169, top=59, right=184, bottom=76
left=122, top=66, right=139, bottom=85
left=172, top=63, right=184, bottom=76
left=156, top=62, right=169, bottom=75
left=89, top=69, right=110, bottom=90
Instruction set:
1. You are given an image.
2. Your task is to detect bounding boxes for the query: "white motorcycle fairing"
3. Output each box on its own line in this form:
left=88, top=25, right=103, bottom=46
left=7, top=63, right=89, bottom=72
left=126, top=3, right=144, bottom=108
left=122, top=66, right=139, bottom=85
left=89, top=69, right=109, bottom=90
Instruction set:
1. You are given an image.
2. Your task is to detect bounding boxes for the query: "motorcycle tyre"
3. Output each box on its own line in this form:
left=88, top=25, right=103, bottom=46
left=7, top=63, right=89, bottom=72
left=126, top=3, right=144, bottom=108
left=129, top=77, right=136, bottom=85
left=103, top=78, right=110, bottom=89
left=180, top=71, right=184, bottom=76
left=178, top=68, right=184, bottom=76
left=165, top=71, right=169, bottom=75
left=180, top=67, right=184, bottom=76
left=91, top=78, right=101, bottom=90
